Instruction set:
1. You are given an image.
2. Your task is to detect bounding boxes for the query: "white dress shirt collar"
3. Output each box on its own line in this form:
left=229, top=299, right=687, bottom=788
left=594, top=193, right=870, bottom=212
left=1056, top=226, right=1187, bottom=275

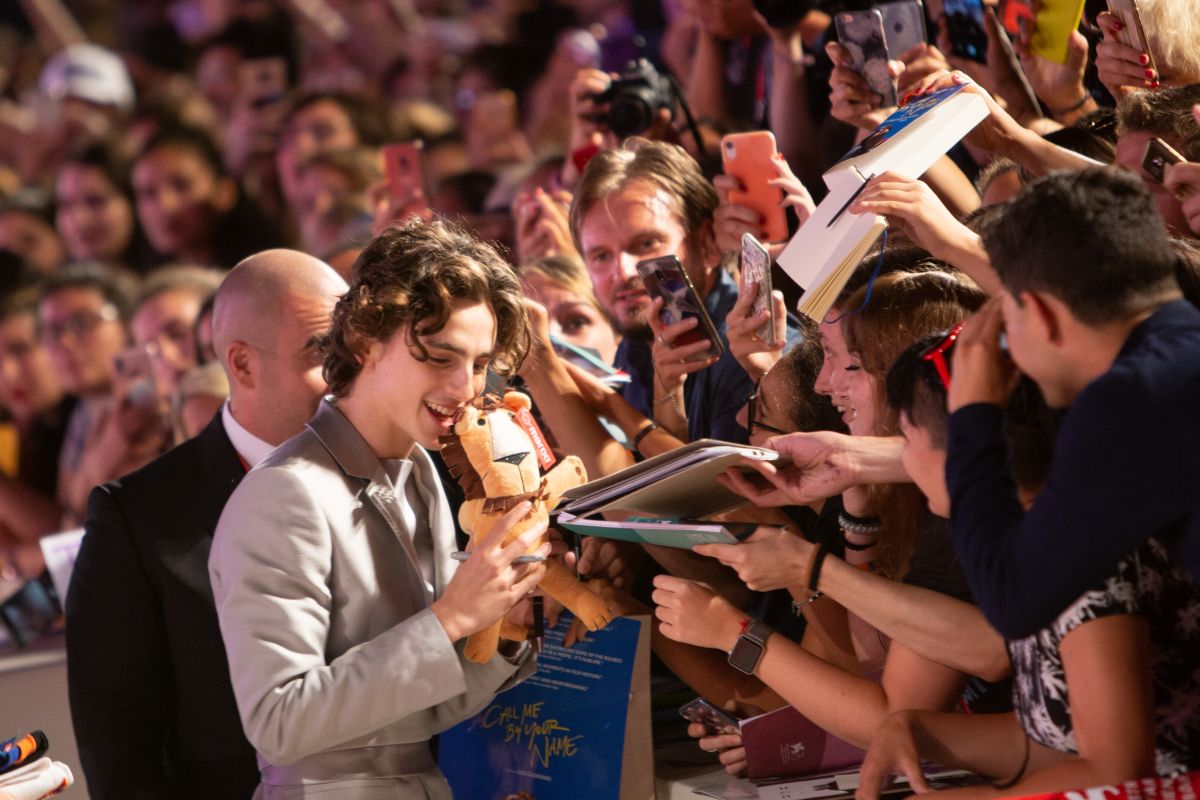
left=221, top=401, right=276, bottom=469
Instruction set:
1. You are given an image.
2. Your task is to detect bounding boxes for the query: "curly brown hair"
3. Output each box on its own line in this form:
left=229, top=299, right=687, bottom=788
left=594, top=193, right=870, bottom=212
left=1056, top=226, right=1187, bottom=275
left=322, top=217, right=529, bottom=398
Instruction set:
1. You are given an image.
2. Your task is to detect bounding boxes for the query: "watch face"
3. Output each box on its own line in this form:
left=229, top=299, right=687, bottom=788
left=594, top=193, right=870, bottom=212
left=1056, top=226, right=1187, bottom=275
left=728, top=638, right=765, bottom=675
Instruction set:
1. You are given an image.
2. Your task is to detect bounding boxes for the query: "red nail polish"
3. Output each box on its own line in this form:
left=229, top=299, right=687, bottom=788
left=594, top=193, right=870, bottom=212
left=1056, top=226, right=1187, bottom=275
left=1145, top=68, right=1156, bottom=78
left=1139, top=53, right=1149, bottom=65
left=1151, top=80, right=1161, bottom=88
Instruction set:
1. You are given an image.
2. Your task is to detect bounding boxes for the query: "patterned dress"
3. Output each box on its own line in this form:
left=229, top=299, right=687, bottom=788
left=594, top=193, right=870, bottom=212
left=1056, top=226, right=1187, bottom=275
left=1007, top=537, right=1200, bottom=775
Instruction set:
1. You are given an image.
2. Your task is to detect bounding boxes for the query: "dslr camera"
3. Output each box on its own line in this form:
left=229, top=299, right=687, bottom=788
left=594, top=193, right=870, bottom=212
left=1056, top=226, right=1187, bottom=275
left=592, top=59, right=676, bottom=139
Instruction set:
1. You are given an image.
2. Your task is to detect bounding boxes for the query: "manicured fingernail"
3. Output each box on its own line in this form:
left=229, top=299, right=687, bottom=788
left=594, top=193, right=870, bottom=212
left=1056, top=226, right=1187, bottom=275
left=1145, top=68, right=1156, bottom=79
left=1151, top=80, right=1161, bottom=88
left=1139, top=53, right=1149, bottom=65
left=900, top=88, right=919, bottom=106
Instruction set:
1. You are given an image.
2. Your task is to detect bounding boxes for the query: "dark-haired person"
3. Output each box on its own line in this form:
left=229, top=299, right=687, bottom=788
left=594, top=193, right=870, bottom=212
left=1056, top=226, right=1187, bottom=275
left=1114, top=85, right=1200, bottom=238
left=133, top=126, right=284, bottom=268
left=275, top=90, right=390, bottom=212
left=0, top=196, right=67, bottom=275
left=37, top=262, right=137, bottom=523
left=55, top=141, right=154, bottom=272
left=856, top=328, right=1200, bottom=799
left=946, top=167, right=1200, bottom=639
left=209, top=219, right=542, bottom=798
left=655, top=269, right=989, bottom=757
left=66, top=249, right=346, bottom=800
left=0, top=283, right=71, bottom=575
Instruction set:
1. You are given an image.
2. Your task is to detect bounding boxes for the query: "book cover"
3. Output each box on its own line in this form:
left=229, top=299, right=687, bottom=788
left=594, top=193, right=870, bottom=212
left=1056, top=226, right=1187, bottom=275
left=739, top=706, right=864, bottom=782
left=439, top=615, right=650, bottom=800
left=777, top=84, right=988, bottom=322
left=558, top=439, right=779, bottom=520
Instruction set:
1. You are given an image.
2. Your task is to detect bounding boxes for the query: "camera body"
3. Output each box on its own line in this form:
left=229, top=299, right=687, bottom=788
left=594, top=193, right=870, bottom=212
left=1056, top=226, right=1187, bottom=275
left=593, top=59, right=675, bottom=139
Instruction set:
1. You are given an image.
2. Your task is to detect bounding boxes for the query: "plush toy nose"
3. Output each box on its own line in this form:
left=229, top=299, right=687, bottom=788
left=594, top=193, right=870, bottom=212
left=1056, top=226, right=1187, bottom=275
left=493, top=451, right=529, bottom=466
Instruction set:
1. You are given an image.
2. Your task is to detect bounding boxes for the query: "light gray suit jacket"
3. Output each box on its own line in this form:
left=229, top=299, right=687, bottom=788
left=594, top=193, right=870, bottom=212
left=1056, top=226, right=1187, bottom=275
left=209, top=399, right=534, bottom=799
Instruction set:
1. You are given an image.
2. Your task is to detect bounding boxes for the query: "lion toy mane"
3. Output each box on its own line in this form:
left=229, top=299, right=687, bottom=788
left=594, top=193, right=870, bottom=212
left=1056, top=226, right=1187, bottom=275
left=439, top=391, right=612, bottom=663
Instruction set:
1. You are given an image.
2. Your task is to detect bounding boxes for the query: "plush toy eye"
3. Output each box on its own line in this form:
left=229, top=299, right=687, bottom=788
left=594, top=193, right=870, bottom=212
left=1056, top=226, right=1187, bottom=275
left=476, top=418, right=486, bottom=426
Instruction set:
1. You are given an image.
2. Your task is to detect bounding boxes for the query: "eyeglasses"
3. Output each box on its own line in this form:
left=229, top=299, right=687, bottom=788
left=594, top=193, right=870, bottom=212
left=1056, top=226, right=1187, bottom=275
left=744, top=382, right=789, bottom=436
left=40, top=304, right=120, bottom=344
left=921, top=322, right=963, bottom=392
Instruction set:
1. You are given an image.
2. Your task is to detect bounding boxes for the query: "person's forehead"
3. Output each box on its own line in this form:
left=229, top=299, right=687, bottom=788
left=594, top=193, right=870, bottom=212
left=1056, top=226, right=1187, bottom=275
left=40, top=286, right=107, bottom=315
left=582, top=181, right=685, bottom=238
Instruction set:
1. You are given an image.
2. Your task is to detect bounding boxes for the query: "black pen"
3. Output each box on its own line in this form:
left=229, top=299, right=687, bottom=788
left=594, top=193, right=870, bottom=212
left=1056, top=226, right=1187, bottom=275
left=827, top=169, right=875, bottom=228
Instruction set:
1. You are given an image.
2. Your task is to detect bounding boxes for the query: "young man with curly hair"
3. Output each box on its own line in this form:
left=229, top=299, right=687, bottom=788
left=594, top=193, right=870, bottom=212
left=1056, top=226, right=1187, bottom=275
left=209, top=219, right=545, bottom=799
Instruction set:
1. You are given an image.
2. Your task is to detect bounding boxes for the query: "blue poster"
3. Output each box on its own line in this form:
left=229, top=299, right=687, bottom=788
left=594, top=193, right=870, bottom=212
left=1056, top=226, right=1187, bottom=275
left=439, top=615, right=643, bottom=800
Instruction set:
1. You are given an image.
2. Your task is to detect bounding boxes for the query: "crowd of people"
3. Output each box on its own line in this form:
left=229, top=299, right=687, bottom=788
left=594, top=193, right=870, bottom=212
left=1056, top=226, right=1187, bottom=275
left=1, top=0, right=1199, bottom=797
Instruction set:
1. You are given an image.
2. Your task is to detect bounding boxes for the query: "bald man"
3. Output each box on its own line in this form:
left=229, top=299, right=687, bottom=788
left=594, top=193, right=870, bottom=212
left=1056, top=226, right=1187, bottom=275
left=65, top=250, right=347, bottom=800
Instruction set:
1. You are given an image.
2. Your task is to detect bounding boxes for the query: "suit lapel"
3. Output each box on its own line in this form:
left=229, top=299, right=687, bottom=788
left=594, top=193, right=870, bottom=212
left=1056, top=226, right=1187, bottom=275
left=308, top=400, right=429, bottom=600
left=411, top=448, right=458, bottom=596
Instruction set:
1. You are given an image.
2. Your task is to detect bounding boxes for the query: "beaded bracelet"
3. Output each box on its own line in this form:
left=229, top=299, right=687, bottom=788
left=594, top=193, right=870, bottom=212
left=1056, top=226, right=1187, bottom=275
left=839, top=511, right=883, bottom=536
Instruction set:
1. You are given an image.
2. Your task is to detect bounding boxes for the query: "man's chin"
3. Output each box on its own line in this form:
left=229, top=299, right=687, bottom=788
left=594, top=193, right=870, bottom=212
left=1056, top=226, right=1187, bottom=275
left=618, top=318, right=653, bottom=340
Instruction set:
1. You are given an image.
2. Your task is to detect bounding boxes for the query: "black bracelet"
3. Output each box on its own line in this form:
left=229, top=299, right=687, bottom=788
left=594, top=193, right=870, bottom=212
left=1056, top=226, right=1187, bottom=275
left=842, top=537, right=877, bottom=552
left=990, top=734, right=1030, bottom=790
left=631, top=421, right=658, bottom=451
left=808, top=542, right=833, bottom=592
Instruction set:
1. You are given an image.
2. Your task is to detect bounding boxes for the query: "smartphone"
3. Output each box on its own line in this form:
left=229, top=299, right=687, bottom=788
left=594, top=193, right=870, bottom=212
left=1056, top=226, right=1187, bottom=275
left=1000, top=0, right=1036, bottom=37
left=636, top=255, right=724, bottom=362
left=721, top=131, right=788, bottom=243
left=680, top=697, right=741, bottom=734
left=835, top=9, right=899, bottom=108
left=741, top=233, right=776, bottom=347
left=0, top=572, right=61, bottom=648
left=942, top=0, right=989, bottom=63
left=382, top=141, right=425, bottom=202
left=1142, top=137, right=1186, bottom=185
left=114, top=345, right=158, bottom=409
left=1106, top=0, right=1156, bottom=74
left=876, top=0, right=927, bottom=58
left=238, top=57, right=288, bottom=109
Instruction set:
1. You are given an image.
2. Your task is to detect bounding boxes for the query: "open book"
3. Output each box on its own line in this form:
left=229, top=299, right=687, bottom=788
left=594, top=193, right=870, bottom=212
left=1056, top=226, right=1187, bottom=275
left=554, top=439, right=778, bottom=548
left=777, top=83, right=989, bottom=322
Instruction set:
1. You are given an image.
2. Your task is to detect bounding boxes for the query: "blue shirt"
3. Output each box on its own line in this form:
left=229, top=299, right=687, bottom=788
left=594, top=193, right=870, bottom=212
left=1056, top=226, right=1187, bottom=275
left=615, top=269, right=755, bottom=443
left=946, top=299, right=1200, bottom=639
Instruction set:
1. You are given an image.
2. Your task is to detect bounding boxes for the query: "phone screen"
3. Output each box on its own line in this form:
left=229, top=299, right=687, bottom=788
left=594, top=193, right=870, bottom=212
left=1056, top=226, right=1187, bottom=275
left=943, top=0, right=988, bottom=62
left=836, top=10, right=898, bottom=107
left=383, top=142, right=425, bottom=201
left=636, top=256, right=724, bottom=362
left=741, top=233, right=775, bottom=346
left=679, top=697, right=741, bottom=733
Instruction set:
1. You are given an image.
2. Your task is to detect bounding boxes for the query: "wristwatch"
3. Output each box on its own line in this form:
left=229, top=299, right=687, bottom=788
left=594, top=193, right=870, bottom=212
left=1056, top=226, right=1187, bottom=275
left=727, top=619, right=773, bottom=675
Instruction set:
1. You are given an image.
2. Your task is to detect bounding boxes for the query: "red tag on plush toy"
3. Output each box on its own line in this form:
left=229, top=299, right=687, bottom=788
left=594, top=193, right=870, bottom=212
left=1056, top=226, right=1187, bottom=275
left=515, top=407, right=556, bottom=470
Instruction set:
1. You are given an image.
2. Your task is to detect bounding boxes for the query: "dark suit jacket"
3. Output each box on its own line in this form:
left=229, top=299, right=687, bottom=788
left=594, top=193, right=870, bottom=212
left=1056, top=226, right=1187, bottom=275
left=65, top=412, right=259, bottom=799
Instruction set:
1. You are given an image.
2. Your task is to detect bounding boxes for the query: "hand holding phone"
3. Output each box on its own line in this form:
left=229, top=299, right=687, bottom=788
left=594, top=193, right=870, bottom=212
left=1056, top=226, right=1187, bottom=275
left=680, top=697, right=741, bottom=734
left=835, top=9, right=899, bottom=108
left=721, top=132, right=788, bottom=243
left=1142, top=137, right=1186, bottom=186
left=740, top=233, right=777, bottom=347
left=637, top=256, right=724, bottom=363
left=942, top=0, right=989, bottom=63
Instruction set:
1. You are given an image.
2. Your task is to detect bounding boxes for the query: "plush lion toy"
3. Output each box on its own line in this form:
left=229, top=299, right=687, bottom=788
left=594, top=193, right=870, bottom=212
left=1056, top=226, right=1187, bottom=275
left=439, top=391, right=613, bottom=663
